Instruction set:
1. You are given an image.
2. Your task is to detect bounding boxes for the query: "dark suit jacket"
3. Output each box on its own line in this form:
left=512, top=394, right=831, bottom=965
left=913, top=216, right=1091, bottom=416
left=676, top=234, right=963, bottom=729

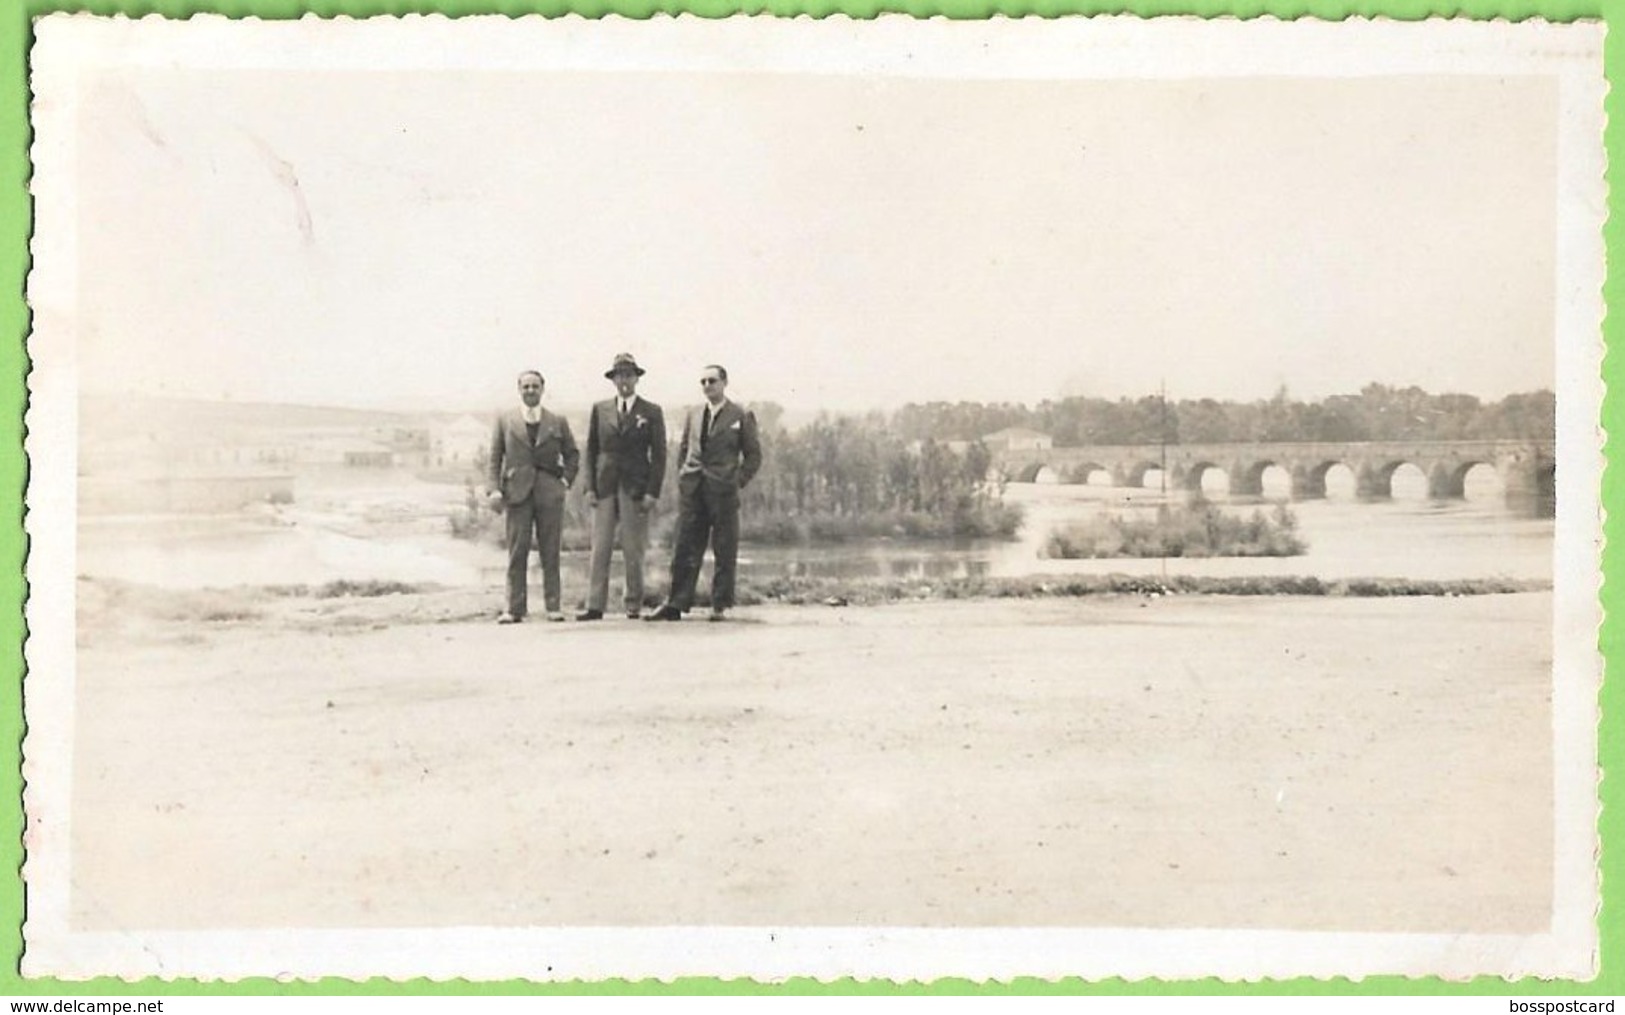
left=583, top=396, right=667, bottom=500
left=676, top=400, right=763, bottom=491
left=488, top=408, right=580, bottom=505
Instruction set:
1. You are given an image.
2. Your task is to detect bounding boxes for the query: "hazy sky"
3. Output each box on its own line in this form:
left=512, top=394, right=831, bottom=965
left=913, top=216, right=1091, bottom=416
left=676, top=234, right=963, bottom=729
left=76, top=67, right=1557, bottom=413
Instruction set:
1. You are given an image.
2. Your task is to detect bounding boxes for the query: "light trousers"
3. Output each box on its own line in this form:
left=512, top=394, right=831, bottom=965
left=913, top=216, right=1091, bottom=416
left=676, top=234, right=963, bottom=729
left=586, top=488, right=650, bottom=613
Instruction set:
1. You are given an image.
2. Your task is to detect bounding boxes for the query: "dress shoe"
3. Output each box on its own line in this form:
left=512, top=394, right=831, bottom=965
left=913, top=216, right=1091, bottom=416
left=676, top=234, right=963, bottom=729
left=645, top=604, right=683, bottom=622
left=497, top=612, right=521, bottom=625
left=625, top=610, right=642, bottom=620
left=708, top=608, right=727, bottom=622
left=545, top=611, right=566, bottom=622
left=575, top=609, right=604, bottom=621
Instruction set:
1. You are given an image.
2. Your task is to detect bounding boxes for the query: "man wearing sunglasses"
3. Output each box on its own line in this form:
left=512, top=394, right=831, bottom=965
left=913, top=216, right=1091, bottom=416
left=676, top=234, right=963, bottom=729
left=648, top=364, right=763, bottom=622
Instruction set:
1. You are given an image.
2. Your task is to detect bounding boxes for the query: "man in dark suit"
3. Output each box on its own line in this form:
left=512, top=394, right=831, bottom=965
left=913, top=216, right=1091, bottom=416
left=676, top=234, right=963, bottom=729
left=577, top=353, right=667, bottom=621
left=487, top=369, right=580, bottom=624
left=648, top=364, right=763, bottom=622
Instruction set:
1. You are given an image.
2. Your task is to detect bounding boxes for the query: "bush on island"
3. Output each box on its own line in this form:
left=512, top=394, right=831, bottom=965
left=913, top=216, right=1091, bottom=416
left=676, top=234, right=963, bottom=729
left=1043, top=502, right=1306, bottom=560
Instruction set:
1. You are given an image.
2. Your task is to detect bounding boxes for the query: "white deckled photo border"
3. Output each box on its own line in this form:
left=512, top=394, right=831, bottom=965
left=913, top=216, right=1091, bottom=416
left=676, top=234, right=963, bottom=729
left=21, top=12, right=1607, bottom=983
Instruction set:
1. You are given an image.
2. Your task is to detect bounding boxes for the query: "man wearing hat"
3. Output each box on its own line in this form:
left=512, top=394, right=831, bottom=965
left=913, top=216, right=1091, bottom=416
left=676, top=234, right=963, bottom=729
left=488, top=369, right=580, bottom=624
left=577, top=353, right=668, bottom=620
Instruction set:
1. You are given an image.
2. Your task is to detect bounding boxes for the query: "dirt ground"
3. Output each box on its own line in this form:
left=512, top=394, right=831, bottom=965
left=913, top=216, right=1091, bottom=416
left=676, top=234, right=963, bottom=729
left=68, top=587, right=1553, bottom=934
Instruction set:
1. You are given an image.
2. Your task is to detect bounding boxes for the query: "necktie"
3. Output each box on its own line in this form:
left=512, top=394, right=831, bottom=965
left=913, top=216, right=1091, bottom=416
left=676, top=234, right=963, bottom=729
left=700, top=406, right=711, bottom=453
left=618, top=400, right=628, bottom=422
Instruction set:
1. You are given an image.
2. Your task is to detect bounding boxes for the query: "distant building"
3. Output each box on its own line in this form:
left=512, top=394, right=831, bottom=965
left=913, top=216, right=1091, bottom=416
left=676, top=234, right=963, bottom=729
left=432, top=415, right=492, bottom=467
left=982, top=427, right=1054, bottom=452
left=382, top=426, right=435, bottom=468
left=300, top=436, right=396, bottom=468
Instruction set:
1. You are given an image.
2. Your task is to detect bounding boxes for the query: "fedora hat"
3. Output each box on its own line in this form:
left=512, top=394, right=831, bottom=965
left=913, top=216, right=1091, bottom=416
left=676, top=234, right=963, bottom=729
left=605, top=353, right=647, bottom=379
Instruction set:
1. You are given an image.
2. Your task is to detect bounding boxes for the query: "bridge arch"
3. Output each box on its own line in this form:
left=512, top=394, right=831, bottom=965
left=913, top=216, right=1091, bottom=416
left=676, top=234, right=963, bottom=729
left=1231, top=460, right=1285, bottom=498
left=1460, top=461, right=1504, bottom=501
left=1115, top=460, right=1166, bottom=490
left=1427, top=459, right=1497, bottom=500
left=1179, top=461, right=1229, bottom=496
left=1061, top=461, right=1111, bottom=485
left=1289, top=460, right=1348, bottom=500
left=1357, top=460, right=1429, bottom=501
left=1259, top=463, right=1293, bottom=499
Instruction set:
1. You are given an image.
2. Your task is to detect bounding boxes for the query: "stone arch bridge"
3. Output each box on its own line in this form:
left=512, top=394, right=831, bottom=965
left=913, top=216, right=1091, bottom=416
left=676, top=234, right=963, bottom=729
left=992, top=439, right=1556, bottom=515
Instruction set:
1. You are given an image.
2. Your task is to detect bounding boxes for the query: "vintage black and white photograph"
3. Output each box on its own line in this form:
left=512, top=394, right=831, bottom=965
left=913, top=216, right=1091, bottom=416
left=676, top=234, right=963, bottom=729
left=21, top=14, right=1605, bottom=981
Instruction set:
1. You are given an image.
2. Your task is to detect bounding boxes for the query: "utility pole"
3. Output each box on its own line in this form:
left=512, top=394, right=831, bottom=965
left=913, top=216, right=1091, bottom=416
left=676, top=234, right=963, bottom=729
left=1159, top=379, right=1169, bottom=501
left=1160, top=379, right=1168, bottom=581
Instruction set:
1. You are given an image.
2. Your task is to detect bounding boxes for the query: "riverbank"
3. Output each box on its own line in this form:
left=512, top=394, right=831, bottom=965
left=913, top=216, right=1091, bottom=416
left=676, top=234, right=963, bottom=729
left=73, top=570, right=1553, bottom=641
left=70, top=590, right=1553, bottom=933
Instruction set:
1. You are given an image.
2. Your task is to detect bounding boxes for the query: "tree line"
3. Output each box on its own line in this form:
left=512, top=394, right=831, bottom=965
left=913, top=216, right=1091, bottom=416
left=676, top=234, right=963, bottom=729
left=886, top=385, right=1555, bottom=446
left=740, top=407, right=1010, bottom=537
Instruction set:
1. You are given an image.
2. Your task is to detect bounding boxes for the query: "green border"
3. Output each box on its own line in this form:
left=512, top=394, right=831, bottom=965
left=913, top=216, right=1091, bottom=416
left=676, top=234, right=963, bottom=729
left=2, top=0, right=1616, bottom=997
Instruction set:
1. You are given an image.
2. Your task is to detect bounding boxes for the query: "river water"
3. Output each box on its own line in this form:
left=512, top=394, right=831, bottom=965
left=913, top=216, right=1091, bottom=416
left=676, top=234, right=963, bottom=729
left=76, top=468, right=1552, bottom=591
